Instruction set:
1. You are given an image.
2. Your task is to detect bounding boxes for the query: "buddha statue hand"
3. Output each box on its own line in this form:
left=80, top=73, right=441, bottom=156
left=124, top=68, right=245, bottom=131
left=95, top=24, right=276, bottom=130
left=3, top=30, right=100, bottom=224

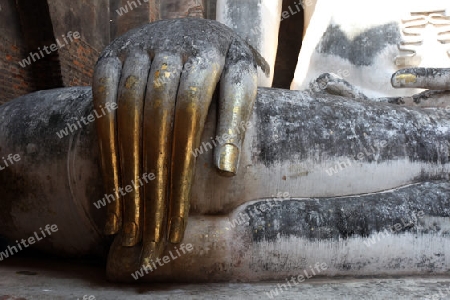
left=92, top=18, right=269, bottom=272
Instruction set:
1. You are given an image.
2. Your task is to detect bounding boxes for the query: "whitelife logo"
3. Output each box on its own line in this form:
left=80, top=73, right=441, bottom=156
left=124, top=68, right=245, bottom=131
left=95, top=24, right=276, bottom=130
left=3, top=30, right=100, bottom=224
left=0, top=224, right=59, bottom=261
left=191, top=121, right=252, bottom=157
left=131, top=243, right=193, bottom=280
left=93, top=173, right=156, bottom=209
left=363, top=210, right=425, bottom=247
left=56, top=102, right=118, bottom=139
left=0, top=153, right=21, bottom=171
left=19, top=31, right=81, bottom=68
left=116, top=0, right=148, bottom=16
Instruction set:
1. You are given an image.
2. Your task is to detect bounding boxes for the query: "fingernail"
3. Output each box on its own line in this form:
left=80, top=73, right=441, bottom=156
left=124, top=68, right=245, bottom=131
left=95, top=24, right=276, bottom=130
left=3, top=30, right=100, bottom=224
left=122, top=222, right=139, bottom=246
left=141, top=241, right=164, bottom=267
left=218, top=143, right=239, bottom=176
left=104, top=213, right=120, bottom=235
left=392, top=73, right=417, bottom=87
left=168, top=217, right=185, bottom=244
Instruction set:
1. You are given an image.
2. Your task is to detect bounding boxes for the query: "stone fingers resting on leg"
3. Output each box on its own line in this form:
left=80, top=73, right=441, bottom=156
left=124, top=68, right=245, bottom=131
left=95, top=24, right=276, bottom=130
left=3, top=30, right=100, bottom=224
left=392, top=68, right=450, bottom=90
left=140, top=44, right=261, bottom=267
left=102, top=51, right=152, bottom=280
left=117, top=51, right=151, bottom=247
left=91, top=19, right=266, bottom=280
left=309, top=73, right=369, bottom=100
left=93, top=53, right=152, bottom=281
left=140, top=53, right=183, bottom=267
left=167, top=51, right=225, bottom=245
left=166, top=41, right=260, bottom=247
left=93, top=57, right=122, bottom=235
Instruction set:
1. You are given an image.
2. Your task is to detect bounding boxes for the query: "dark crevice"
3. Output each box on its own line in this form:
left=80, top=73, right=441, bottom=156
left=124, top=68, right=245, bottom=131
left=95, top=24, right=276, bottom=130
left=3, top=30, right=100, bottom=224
left=15, top=0, right=63, bottom=90
left=272, top=0, right=304, bottom=89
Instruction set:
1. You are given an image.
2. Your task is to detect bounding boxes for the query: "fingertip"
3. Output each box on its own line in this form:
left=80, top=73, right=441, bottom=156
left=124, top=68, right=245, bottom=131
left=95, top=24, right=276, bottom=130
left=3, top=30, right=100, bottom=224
left=216, top=143, right=240, bottom=176
left=168, top=217, right=185, bottom=244
left=105, top=213, right=121, bottom=235
left=122, top=222, right=139, bottom=247
left=391, top=71, right=417, bottom=89
left=141, top=241, right=164, bottom=268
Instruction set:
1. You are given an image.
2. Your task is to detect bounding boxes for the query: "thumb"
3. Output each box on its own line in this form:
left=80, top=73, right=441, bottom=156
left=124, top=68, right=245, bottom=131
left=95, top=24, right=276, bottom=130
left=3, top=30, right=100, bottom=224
left=214, top=39, right=258, bottom=176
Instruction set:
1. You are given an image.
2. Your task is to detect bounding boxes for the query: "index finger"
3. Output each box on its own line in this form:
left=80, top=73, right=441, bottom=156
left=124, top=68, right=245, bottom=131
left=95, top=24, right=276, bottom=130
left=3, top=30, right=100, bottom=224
left=168, top=52, right=224, bottom=244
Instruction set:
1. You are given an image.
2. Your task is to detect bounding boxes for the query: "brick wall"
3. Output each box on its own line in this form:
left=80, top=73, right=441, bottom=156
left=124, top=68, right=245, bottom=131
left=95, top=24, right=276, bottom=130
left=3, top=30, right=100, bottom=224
left=0, top=35, right=34, bottom=105
left=111, top=0, right=208, bottom=39
left=112, top=0, right=151, bottom=37
left=149, top=0, right=161, bottom=22
left=47, top=0, right=110, bottom=87
left=0, top=0, right=109, bottom=103
left=0, top=0, right=34, bottom=104
left=16, top=0, right=64, bottom=92
left=110, top=0, right=162, bottom=40
left=161, top=0, right=206, bottom=19
left=56, top=35, right=100, bottom=87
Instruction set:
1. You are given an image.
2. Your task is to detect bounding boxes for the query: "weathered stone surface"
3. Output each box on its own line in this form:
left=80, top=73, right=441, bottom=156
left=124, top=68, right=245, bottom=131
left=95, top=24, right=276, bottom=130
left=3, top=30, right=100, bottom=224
left=2, top=256, right=450, bottom=299
left=1, top=86, right=450, bottom=281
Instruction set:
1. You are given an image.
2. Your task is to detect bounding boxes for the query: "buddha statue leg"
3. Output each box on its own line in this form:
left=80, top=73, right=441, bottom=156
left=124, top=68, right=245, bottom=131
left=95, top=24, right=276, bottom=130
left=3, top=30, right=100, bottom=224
left=1, top=84, right=450, bottom=281
left=90, top=4, right=450, bottom=277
